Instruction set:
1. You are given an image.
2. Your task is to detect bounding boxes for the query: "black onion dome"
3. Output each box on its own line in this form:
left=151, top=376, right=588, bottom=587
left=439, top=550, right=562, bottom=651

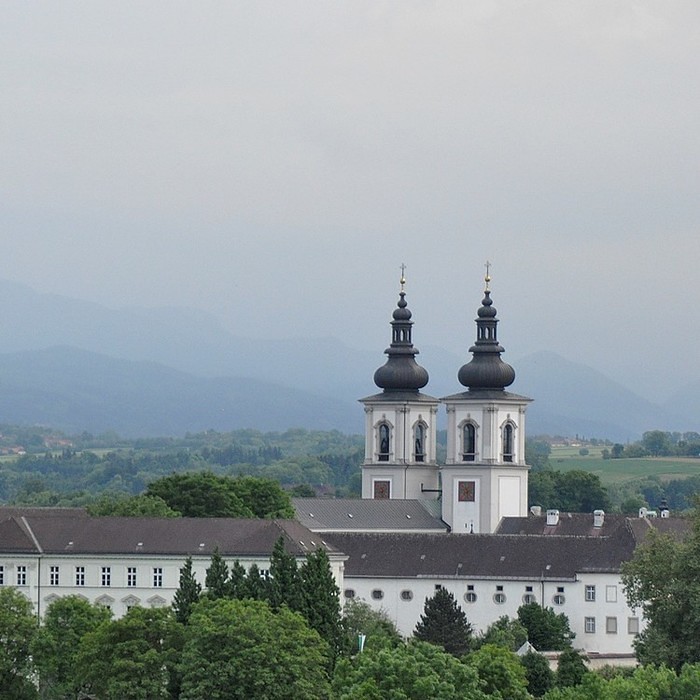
left=458, top=287, right=516, bottom=390
left=374, top=290, right=429, bottom=392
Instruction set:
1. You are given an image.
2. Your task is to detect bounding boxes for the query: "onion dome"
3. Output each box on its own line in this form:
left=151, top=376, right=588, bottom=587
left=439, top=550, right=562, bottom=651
left=457, top=269, right=515, bottom=391
left=374, top=271, right=429, bottom=392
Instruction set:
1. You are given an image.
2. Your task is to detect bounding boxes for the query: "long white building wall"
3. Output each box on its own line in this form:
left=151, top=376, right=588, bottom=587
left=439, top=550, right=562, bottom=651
left=343, top=572, right=642, bottom=656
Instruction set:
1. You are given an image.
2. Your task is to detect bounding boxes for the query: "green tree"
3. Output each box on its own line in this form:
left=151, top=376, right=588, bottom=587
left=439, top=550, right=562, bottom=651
left=555, top=647, right=589, bottom=688
left=341, top=598, right=402, bottom=653
left=299, top=548, right=343, bottom=660
left=517, top=603, right=574, bottom=651
left=76, top=606, right=182, bottom=700
left=86, top=493, right=180, bottom=517
left=230, top=476, right=294, bottom=518
left=179, top=598, right=331, bottom=700
left=466, top=643, right=529, bottom=700
left=642, top=430, right=672, bottom=457
left=621, top=504, right=700, bottom=669
left=332, top=639, right=487, bottom=700
left=268, top=536, right=303, bottom=611
left=476, top=615, right=527, bottom=652
left=243, top=563, right=268, bottom=600
left=31, top=595, right=111, bottom=699
left=172, top=556, right=202, bottom=624
left=521, top=651, right=554, bottom=697
left=414, top=587, right=473, bottom=657
left=204, top=548, right=230, bottom=599
left=0, top=587, right=39, bottom=699
left=146, top=472, right=254, bottom=517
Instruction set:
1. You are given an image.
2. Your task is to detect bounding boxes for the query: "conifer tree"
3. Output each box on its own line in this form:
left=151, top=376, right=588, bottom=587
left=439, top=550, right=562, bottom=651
left=299, top=548, right=343, bottom=659
left=229, top=560, right=248, bottom=599
left=244, top=563, right=268, bottom=601
left=268, top=536, right=303, bottom=611
left=172, top=556, right=202, bottom=625
left=204, top=548, right=230, bottom=600
left=414, top=587, right=473, bottom=657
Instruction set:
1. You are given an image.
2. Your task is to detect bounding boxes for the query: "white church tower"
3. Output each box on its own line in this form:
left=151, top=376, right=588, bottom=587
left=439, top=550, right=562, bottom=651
left=441, top=269, right=532, bottom=533
left=360, top=271, right=439, bottom=500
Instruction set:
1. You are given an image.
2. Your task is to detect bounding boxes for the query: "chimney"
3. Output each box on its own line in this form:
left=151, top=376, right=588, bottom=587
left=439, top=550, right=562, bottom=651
left=639, top=507, right=647, bottom=518
left=530, top=505, right=542, bottom=517
left=593, top=510, right=605, bottom=528
left=546, top=509, right=560, bottom=526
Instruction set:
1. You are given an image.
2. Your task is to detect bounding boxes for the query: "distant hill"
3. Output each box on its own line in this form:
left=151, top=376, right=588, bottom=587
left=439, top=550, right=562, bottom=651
left=514, top=351, right=685, bottom=443
left=0, top=279, right=689, bottom=440
left=0, top=346, right=359, bottom=437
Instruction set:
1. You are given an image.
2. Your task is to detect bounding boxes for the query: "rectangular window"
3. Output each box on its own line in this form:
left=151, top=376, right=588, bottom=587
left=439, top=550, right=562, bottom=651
left=49, top=566, right=60, bottom=586
left=101, top=566, right=111, bottom=587
left=584, top=617, right=596, bottom=634
left=17, top=565, right=27, bottom=586
left=153, top=567, right=163, bottom=588
left=605, top=585, right=617, bottom=602
left=606, top=617, right=618, bottom=634
left=458, top=480, right=476, bottom=502
left=127, top=567, right=137, bottom=587
left=373, top=480, right=390, bottom=499
left=628, top=617, right=640, bottom=635
left=585, top=585, right=596, bottom=602
left=0, top=565, right=4, bottom=585
left=75, top=566, right=85, bottom=587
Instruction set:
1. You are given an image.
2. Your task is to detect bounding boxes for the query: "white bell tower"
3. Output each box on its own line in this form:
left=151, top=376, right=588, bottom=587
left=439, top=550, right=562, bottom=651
left=360, top=270, right=439, bottom=500
left=441, top=268, right=532, bottom=533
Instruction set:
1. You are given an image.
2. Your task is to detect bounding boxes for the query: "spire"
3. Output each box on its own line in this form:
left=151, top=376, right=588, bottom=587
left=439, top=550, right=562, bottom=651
left=373, top=267, right=429, bottom=392
left=457, top=265, right=515, bottom=391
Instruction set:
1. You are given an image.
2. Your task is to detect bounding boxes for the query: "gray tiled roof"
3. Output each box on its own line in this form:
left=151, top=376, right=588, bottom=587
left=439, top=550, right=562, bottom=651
left=293, top=498, right=448, bottom=533
left=0, top=511, right=337, bottom=557
left=324, top=531, right=635, bottom=580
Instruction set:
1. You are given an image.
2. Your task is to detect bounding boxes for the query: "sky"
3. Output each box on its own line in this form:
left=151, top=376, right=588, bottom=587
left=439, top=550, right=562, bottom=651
left=1, top=2, right=699, bottom=402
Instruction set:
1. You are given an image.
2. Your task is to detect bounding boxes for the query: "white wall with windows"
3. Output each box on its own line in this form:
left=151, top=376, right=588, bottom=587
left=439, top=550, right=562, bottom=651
left=342, top=571, right=642, bottom=658
left=0, top=552, right=345, bottom=620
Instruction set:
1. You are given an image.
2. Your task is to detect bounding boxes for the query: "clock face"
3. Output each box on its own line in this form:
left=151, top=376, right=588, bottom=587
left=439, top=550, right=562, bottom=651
left=373, top=480, right=390, bottom=499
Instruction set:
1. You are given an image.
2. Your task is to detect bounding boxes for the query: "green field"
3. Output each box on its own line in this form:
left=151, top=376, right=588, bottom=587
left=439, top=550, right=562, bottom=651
left=550, top=446, right=700, bottom=485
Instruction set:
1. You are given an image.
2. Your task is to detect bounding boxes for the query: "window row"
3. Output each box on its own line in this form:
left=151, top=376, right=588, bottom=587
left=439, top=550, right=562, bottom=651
left=376, top=421, right=428, bottom=463
left=344, top=584, right=567, bottom=606
left=0, top=565, right=164, bottom=588
left=584, top=616, right=639, bottom=635
left=374, top=419, right=517, bottom=464
left=584, top=584, right=619, bottom=603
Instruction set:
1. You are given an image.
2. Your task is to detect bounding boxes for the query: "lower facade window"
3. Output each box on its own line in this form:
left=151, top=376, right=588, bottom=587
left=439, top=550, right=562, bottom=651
left=522, top=593, right=536, bottom=605
left=75, top=566, right=85, bottom=587
left=0, top=565, right=4, bottom=585
left=606, top=617, right=618, bottom=634
left=553, top=594, right=565, bottom=605
left=17, top=565, right=27, bottom=586
left=127, top=567, right=137, bottom=587
left=628, top=617, right=640, bottom=635
left=585, top=617, right=596, bottom=634
left=371, top=589, right=384, bottom=600
left=153, top=567, right=163, bottom=588
left=400, top=589, right=413, bottom=601
left=344, top=589, right=355, bottom=599
left=49, top=566, right=60, bottom=586
left=101, top=567, right=111, bottom=587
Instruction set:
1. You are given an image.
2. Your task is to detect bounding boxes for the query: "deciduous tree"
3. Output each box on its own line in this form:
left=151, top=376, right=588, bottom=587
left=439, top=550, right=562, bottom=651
left=179, top=598, right=330, bottom=700
left=31, top=595, right=111, bottom=699
left=0, top=587, right=38, bottom=699
left=517, top=603, right=574, bottom=651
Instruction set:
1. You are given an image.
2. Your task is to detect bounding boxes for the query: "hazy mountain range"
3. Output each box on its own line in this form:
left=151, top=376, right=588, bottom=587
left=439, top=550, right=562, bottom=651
left=0, top=279, right=694, bottom=441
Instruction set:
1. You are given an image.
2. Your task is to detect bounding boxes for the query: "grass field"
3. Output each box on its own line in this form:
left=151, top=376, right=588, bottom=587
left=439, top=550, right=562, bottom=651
left=550, top=446, right=700, bottom=485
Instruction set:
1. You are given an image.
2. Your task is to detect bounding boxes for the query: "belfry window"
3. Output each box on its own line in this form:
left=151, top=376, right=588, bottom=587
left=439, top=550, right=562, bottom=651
left=502, top=423, right=514, bottom=463
left=462, top=423, right=476, bottom=462
left=414, top=423, right=426, bottom=462
left=378, top=423, right=390, bottom=461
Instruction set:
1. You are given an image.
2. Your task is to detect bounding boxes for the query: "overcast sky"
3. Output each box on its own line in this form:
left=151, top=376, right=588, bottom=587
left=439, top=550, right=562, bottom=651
left=1, top=2, right=698, bottom=401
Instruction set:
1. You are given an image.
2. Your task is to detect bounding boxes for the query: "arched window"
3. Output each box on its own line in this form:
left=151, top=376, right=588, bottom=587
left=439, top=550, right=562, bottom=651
left=462, top=423, right=476, bottom=462
left=378, top=423, right=390, bottom=461
left=502, top=423, right=514, bottom=463
left=414, top=422, right=426, bottom=462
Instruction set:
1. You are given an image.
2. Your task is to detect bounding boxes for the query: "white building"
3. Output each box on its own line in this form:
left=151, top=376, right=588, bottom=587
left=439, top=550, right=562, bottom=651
left=0, top=507, right=345, bottom=619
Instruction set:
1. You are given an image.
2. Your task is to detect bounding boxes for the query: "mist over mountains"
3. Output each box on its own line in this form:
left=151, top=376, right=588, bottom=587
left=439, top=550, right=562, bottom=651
left=0, top=279, right=692, bottom=440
